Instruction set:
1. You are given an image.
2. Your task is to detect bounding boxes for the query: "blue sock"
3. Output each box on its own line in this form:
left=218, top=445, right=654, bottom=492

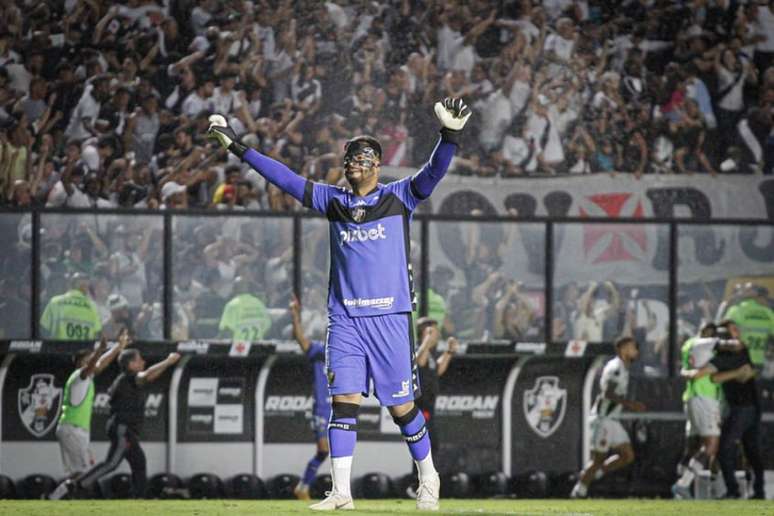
left=394, top=407, right=431, bottom=461
left=329, top=417, right=357, bottom=457
left=301, top=451, right=328, bottom=487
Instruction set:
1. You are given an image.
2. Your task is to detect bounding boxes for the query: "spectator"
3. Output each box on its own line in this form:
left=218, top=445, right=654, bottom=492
left=40, top=272, right=102, bottom=341
left=218, top=276, right=271, bottom=341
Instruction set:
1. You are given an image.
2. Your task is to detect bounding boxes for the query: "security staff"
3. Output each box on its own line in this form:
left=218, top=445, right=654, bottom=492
left=708, top=321, right=765, bottom=499
left=40, top=273, right=102, bottom=340
left=50, top=348, right=180, bottom=499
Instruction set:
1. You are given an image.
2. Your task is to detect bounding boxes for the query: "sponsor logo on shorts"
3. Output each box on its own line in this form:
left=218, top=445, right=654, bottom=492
left=339, top=223, right=386, bottom=244
left=435, top=395, right=499, bottom=419
left=343, top=296, right=394, bottom=310
left=392, top=380, right=411, bottom=398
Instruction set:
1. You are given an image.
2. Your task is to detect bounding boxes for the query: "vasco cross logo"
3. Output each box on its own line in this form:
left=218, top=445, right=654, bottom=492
left=523, top=376, right=567, bottom=438
left=18, top=374, right=62, bottom=438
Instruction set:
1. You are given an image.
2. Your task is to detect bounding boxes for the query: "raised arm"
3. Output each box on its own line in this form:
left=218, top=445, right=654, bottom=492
left=94, top=329, right=131, bottom=375
left=289, top=294, right=311, bottom=353
left=136, top=353, right=181, bottom=386
left=411, top=97, right=472, bottom=199
left=207, top=114, right=306, bottom=203
left=80, top=337, right=108, bottom=380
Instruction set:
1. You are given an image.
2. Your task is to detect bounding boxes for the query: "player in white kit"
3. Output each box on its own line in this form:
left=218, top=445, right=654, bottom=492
left=571, top=336, right=645, bottom=498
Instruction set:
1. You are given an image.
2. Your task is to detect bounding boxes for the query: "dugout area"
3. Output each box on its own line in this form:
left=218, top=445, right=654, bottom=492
left=1, top=341, right=773, bottom=500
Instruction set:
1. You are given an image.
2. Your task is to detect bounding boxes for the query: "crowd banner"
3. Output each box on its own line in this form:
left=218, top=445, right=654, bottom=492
left=384, top=169, right=774, bottom=221
left=410, top=177, right=774, bottom=288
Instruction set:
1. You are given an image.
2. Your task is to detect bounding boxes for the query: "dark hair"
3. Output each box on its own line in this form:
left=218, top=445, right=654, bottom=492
left=73, top=349, right=92, bottom=366
left=344, top=135, right=382, bottom=160
left=615, top=336, right=636, bottom=350
left=118, top=349, right=140, bottom=372
left=699, top=322, right=717, bottom=338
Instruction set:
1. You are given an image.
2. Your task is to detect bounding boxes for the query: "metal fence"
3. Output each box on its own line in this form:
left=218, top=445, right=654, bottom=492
left=1, top=208, right=772, bottom=377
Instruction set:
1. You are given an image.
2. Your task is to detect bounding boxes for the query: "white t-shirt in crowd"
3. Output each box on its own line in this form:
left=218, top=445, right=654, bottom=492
left=211, top=87, right=243, bottom=115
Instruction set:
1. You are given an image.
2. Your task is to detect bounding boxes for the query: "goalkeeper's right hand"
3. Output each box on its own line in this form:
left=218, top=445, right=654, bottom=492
left=207, top=114, right=246, bottom=158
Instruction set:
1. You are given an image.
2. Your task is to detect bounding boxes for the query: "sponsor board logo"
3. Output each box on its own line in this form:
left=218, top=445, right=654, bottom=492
left=514, top=342, right=546, bottom=354
left=339, top=223, right=386, bottom=244
left=93, top=392, right=164, bottom=418
left=218, top=387, right=242, bottom=399
left=190, top=413, right=213, bottom=424
left=523, top=376, right=567, bottom=438
left=435, top=395, right=499, bottom=419
left=265, top=395, right=314, bottom=412
left=565, top=340, right=587, bottom=357
left=343, top=296, right=394, bottom=310
left=18, top=374, right=62, bottom=437
left=214, top=405, right=243, bottom=434
left=229, top=341, right=251, bottom=357
left=9, top=341, right=43, bottom=353
left=177, top=341, right=210, bottom=354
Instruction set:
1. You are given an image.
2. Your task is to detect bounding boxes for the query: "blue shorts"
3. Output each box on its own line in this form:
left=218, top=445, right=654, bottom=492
left=326, top=313, right=419, bottom=406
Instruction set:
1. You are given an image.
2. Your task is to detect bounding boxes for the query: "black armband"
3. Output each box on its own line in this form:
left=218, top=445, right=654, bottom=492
left=440, top=127, right=463, bottom=146
left=229, top=141, right=248, bottom=159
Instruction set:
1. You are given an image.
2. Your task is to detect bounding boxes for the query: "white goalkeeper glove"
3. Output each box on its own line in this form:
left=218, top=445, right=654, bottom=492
left=434, top=97, right=472, bottom=131
left=207, top=114, right=246, bottom=157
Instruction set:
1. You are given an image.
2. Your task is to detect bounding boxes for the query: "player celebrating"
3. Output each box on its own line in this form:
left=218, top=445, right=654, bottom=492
left=289, top=294, right=332, bottom=501
left=208, top=97, right=471, bottom=511
left=571, top=336, right=646, bottom=499
left=55, top=332, right=129, bottom=479
left=672, top=323, right=726, bottom=499
left=50, top=347, right=180, bottom=499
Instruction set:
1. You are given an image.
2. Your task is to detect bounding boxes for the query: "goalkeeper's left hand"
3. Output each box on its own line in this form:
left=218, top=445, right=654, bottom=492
left=207, top=114, right=246, bottom=158
left=434, top=97, right=472, bottom=131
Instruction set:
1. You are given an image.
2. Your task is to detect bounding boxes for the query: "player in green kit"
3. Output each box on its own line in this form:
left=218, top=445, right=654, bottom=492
left=673, top=323, right=723, bottom=498
left=724, top=284, right=774, bottom=367
left=54, top=331, right=129, bottom=482
left=40, top=273, right=102, bottom=340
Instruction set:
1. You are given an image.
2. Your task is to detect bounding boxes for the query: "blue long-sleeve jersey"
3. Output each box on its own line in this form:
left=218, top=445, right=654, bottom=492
left=243, top=136, right=456, bottom=317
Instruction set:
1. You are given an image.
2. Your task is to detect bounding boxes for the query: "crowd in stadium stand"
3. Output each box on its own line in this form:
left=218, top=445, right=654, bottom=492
left=0, top=0, right=773, bottom=209
left=1, top=1, right=774, bottom=376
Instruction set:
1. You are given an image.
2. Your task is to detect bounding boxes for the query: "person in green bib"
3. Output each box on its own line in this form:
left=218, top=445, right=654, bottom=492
left=56, top=331, right=128, bottom=477
left=218, top=276, right=272, bottom=341
left=724, top=285, right=774, bottom=367
left=673, top=322, right=746, bottom=499
left=40, top=273, right=102, bottom=341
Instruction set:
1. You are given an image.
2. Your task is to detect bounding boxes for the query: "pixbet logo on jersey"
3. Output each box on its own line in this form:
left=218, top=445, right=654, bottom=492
left=339, top=223, right=386, bottom=244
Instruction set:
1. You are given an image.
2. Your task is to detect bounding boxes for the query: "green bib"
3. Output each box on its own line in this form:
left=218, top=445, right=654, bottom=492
left=59, top=369, right=95, bottom=431
left=681, top=338, right=720, bottom=401
left=726, top=300, right=774, bottom=366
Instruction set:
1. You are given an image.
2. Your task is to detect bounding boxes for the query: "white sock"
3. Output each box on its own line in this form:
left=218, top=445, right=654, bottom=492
left=48, top=482, right=70, bottom=500
left=331, top=456, right=353, bottom=498
left=677, top=458, right=703, bottom=487
left=594, top=469, right=604, bottom=480
left=416, top=450, right=438, bottom=479
left=574, top=482, right=588, bottom=496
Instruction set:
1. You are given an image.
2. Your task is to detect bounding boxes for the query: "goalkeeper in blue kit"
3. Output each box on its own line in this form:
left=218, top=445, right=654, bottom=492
left=208, top=98, right=471, bottom=511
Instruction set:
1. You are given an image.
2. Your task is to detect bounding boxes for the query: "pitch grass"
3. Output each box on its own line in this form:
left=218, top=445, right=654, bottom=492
left=0, top=499, right=771, bottom=516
